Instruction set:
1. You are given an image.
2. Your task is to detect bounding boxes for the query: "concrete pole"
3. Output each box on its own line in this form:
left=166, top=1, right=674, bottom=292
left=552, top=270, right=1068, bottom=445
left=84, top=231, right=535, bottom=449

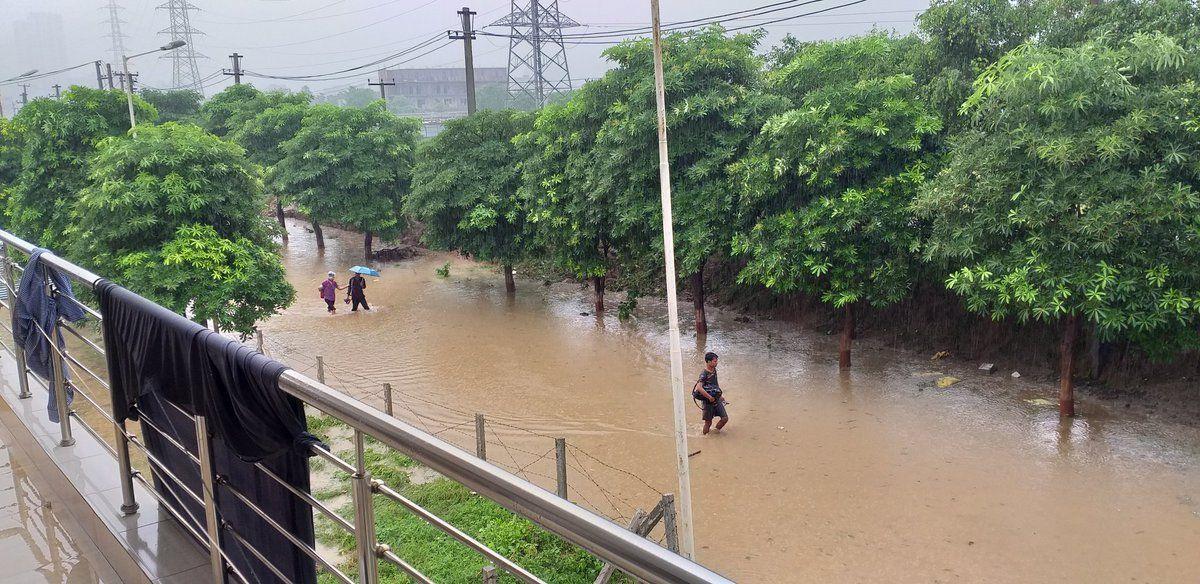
left=648, top=0, right=695, bottom=560
left=459, top=7, right=477, bottom=115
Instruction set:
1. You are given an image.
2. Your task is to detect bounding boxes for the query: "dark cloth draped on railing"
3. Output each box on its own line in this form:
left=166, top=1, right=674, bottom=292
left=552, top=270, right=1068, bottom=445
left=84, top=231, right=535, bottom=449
left=12, top=248, right=87, bottom=422
left=96, top=279, right=320, bottom=584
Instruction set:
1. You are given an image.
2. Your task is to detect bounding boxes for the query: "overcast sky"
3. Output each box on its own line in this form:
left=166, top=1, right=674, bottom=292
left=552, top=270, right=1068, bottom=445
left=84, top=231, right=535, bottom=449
left=1, top=0, right=930, bottom=100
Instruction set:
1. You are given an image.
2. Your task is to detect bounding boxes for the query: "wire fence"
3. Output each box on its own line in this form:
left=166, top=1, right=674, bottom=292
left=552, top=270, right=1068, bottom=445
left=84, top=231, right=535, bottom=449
left=256, top=333, right=667, bottom=525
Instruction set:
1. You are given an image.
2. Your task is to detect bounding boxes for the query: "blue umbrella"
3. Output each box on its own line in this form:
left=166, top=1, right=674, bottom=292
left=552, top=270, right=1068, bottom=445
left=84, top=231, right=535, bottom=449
left=349, top=266, right=381, bottom=277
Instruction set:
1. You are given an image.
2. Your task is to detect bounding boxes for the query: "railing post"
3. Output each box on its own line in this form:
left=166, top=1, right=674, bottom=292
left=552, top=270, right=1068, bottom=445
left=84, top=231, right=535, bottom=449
left=661, top=493, right=679, bottom=553
left=195, top=415, right=226, bottom=581
left=383, top=383, right=393, bottom=417
left=45, top=274, right=73, bottom=447
left=555, top=437, right=568, bottom=499
left=0, top=245, right=31, bottom=399
left=475, top=413, right=486, bottom=460
left=317, top=355, right=325, bottom=384
left=113, top=419, right=139, bottom=514
left=352, top=430, right=380, bottom=583
left=481, top=564, right=498, bottom=584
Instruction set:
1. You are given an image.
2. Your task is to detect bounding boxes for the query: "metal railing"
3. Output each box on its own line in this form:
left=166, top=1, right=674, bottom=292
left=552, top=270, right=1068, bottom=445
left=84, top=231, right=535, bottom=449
left=0, top=228, right=731, bottom=584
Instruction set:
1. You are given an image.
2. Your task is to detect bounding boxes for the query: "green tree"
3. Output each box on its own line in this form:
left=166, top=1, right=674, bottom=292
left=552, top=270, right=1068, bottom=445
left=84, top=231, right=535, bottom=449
left=275, top=102, right=420, bottom=258
left=72, top=122, right=292, bottom=334
left=914, top=33, right=1200, bottom=415
left=140, top=88, right=203, bottom=123
left=407, top=109, right=534, bottom=293
left=4, top=87, right=155, bottom=251
left=587, top=27, right=782, bottom=332
left=915, top=0, right=1038, bottom=129
left=734, top=34, right=942, bottom=369
left=231, top=101, right=310, bottom=236
left=316, top=86, right=377, bottom=109
left=517, top=77, right=620, bottom=312
left=0, top=118, right=19, bottom=193
left=1034, top=0, right=1200, bottom=48
left=200, top=84, right=310, bottom=137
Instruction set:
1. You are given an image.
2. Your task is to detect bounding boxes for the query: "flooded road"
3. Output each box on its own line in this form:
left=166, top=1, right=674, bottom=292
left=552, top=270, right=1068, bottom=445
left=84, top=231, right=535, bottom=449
left=264, top=220, right=1200, bottom=583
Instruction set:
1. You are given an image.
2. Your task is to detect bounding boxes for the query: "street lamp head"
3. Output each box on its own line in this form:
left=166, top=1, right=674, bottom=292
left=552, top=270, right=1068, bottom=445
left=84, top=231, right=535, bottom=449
left=161, top=40, right=186, bottom=51
left=20, top=69, right=37, bottom=78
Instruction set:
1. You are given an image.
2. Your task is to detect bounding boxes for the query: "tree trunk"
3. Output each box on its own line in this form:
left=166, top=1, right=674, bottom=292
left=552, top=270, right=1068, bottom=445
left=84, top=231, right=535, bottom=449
left=1086, top=321, right=1102, bottom=380
left=275, top=196, right=288, bottom=242
left=313, top=222, right=324, bottom=250
left=1059, top=313, right=1080, bottom=417
left=364, top=231, right=373, bottom=260
left=839, top=304, right=855, bottom=370
left=592, top=276, right=605, bottom=313
left=691, top=271, right=707, bottom=336
left=503, top=264, right=516, bottom=295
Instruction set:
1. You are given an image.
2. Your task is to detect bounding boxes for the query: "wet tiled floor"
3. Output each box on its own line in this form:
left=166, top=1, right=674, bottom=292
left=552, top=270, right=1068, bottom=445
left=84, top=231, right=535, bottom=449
left=0, top=425, right=111, bottom=583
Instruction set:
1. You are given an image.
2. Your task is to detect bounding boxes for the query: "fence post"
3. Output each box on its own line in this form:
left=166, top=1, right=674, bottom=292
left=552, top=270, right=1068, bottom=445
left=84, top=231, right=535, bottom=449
left=195, top=415, right=226, bottom=581
left=481, top=564, right=498, bottom=584
left=317, top=355, right=325, bottom=384
left=475, top=413, right=486, bottom=460
left=255, top=329, right=264, bottom=353
left=351, top=430, right=380, bottom=583
left=113, top=418, right=138, bottom=514
left=661, top=493, right=679, bottom=553
left=0, top=245, right=31, bottom=399
left=593, top=508, right=648, bottom=584
left=555, top=437, right=568, bottom=499
left=45, top=274, right=73, bottom=447
left=383, top=383, right=393, bottom=417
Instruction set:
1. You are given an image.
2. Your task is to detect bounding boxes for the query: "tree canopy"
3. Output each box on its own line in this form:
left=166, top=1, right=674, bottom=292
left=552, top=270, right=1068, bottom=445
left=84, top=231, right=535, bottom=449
left=407, top=109, right=534, bottom=288
left=72, top=122, right=291, bottom=333
left=140, top=89, right=203, bottom=123
left=275, top=102, right=420, bottom=252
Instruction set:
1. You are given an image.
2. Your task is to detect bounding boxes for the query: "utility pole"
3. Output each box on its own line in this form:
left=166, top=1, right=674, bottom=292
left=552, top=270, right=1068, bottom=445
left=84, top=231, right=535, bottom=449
left=116, top=72, right=139, bottom=93
left=449, top=6, right=478, bottom=115
left=649, top=0, right=695, bottom=561
left=106, top=63, right=116, bottom=89
left=368, top=75, right=395, bottom=100
left=223, top=52, right=243, bottom=84
left=95, top=61, right=106, bottom=89
left=19, top=85, right=29, bottom=107
left=52, top=85, right=61, bottom=100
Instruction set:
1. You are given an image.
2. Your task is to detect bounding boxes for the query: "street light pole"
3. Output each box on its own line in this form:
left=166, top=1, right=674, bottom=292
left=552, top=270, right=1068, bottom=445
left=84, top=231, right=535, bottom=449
left=123, top=40, right=185, bottom=135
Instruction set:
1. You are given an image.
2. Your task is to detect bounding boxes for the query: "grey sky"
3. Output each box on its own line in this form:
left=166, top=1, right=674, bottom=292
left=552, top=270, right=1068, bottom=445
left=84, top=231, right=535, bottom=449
left=1, top=0, right=929, bottom=100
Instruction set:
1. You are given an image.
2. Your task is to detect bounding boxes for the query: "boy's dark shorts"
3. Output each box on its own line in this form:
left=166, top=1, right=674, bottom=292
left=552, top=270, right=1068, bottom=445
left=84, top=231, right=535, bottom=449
left=702, top=399, right=727, bottom=421
left=325, top=299, right=336, bottom=311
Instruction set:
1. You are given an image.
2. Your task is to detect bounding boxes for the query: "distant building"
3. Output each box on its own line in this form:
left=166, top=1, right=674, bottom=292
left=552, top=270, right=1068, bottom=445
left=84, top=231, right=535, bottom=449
left=378, top=67, right=507, bottom=114
left=11, top=12, right=67, bottom=73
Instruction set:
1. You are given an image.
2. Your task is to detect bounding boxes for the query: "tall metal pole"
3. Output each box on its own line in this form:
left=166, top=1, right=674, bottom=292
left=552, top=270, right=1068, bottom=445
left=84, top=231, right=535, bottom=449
left=122, top=56, right=138, bottom=136
left=452, top=6, right=478, bottom=115
left=648, top=0, right=695, bottom=560
left=95, top=61, right=105, bottom=89
left=106, top=63, right=115, bottom=89
left=530, top=1, right=544, bottom=106
left=0, top=244, right=32, bottom=399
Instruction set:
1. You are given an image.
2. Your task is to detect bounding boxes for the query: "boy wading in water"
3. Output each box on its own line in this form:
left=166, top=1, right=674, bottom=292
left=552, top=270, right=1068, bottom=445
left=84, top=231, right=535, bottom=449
left=693, top=352, right=728, bottom=435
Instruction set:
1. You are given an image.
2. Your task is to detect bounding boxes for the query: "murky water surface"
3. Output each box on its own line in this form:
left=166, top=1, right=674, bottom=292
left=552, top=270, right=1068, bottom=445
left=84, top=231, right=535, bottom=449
left=264, top=220, right=1200, bottom=583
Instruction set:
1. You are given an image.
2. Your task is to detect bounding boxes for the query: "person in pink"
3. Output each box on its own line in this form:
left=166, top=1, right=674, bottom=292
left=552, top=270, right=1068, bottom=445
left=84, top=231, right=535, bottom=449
left=318, top=271, right=343, bottom=314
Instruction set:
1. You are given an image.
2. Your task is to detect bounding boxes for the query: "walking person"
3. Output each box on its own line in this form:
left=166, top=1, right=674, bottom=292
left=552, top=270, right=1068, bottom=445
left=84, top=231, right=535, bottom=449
left=693, top=352, right=729, bottom=435
left=319, top=271, right=343, bottom=314
left=348, top=270, right=370, bottom=312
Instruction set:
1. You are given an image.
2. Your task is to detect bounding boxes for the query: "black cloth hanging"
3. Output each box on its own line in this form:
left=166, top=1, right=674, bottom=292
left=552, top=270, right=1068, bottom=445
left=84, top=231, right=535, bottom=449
left=96, top=279, right=320, bottom=584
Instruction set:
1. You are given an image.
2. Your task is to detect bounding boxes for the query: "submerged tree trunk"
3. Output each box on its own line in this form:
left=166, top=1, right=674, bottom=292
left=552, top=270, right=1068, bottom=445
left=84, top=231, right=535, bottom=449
left=1059, top=313, right=1080, bottom=417
left=839, top=304, right=855, bottom=370
left=275, top=196, right=288, bottom=242
left=691, top=271, right=707, bottom=336
left=503, top=264, right=516, bottom=294
left=313, top=222, right=324, bottom=250
left=593, top=276, right=605, bottom=313
left=364, top=231, right=373, bottom=260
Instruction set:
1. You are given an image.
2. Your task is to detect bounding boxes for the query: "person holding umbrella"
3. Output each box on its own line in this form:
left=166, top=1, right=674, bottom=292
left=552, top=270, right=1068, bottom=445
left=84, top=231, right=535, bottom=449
left=347, top=266, right=379, bottom=312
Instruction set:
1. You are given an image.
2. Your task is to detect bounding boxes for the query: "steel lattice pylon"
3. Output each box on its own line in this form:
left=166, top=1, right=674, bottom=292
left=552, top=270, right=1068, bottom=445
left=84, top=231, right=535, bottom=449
left=157, top=0, right=205, bottom=94
left=492, top=1, right=579, bottom=107
left=103, top=0, right=128, bottom=67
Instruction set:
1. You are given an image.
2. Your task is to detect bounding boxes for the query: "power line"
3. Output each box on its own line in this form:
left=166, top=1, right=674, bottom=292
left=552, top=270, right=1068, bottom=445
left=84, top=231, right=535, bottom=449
left=244, top=39, right=455, bottom=82
left=243, top=34, right=446, bottom=81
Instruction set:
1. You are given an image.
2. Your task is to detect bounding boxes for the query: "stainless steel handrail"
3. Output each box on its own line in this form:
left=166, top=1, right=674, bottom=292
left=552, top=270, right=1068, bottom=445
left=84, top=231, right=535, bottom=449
left=0, top=228, right=732, bottom=584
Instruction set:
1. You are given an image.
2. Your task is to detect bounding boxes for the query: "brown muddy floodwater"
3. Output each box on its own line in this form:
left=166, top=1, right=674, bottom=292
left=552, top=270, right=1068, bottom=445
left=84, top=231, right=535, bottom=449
left=263, top=220, right=1200, bottom=583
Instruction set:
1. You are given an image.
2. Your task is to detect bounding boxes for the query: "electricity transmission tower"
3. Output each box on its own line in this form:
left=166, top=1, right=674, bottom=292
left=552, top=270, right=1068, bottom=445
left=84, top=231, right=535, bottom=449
left=157, top=0, right=205, bottom=93
left=492, top=1, right=579, bottom=107
left=102, top=0, right=128, bottom=66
